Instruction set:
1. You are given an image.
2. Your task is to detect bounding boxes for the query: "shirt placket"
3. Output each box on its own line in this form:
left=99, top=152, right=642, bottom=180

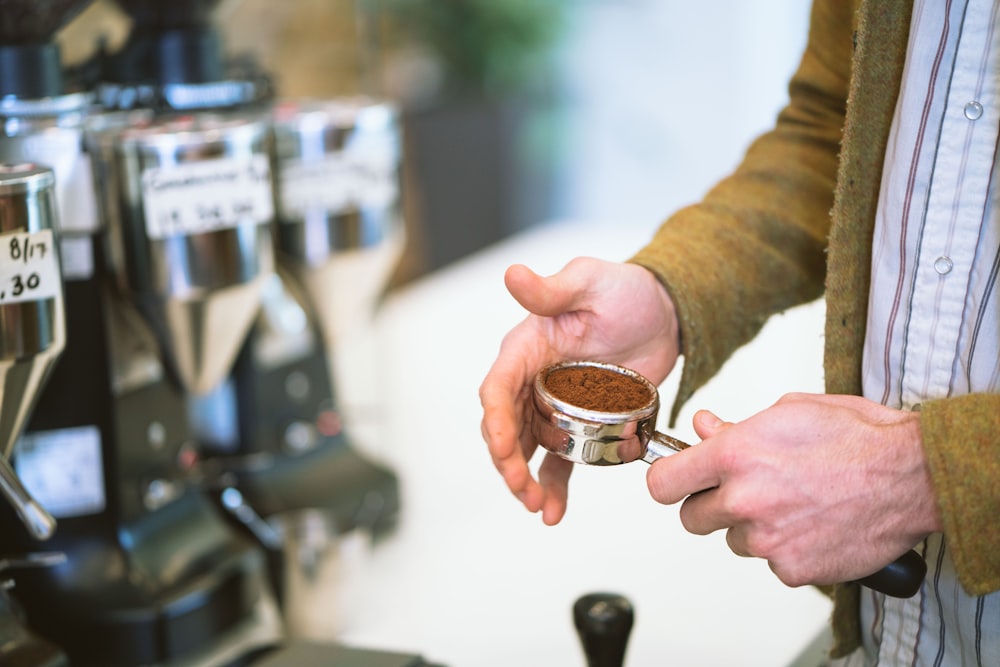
left=900, top=9, right=1000, bottom=408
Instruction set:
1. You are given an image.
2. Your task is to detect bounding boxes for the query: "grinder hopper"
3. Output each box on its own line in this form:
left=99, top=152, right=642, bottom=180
left=271, top=98, right=404, bottom=355
left=84, top=0, right=275, bottom=397
left=92, top=112, right=276, bottom=397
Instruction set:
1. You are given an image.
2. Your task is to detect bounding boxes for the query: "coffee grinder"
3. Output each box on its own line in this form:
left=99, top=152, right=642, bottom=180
left=0, top=3, right=284, bottom=664
left=0, top=163, right=70, bottom=667
left=90, top=0, right=404, bottom=628
left=89, top=0, right=403, bottom=643
left=0, top=165, right=63, bottom=541
left=241, top=95, right=406, bottom=637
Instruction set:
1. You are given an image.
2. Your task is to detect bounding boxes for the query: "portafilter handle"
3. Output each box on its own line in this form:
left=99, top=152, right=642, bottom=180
left=644, top=433, right=926, bottom=597
left=574, top=592, right=634, bottom=667
left=642, top=433, right=926, bottom=598
left=856, top=549, right=926, bottom=598
left=537, top=361, right=926, bottom=599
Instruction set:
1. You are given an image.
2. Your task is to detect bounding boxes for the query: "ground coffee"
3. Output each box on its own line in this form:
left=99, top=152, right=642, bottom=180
left=543, top=364, right=651, bottom=413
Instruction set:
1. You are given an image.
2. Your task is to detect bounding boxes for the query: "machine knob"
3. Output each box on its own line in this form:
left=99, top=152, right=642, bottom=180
left=573, top=592, right=634, bottom=667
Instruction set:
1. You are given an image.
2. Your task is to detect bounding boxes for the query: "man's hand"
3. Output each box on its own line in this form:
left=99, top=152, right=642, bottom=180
left=646, top=393, right=942, bottom=586
left=480, top=258, right=680, bottom=525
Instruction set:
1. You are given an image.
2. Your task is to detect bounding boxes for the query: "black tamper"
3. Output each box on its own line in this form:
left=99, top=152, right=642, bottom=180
left=574, top=592, right=635, bottom=667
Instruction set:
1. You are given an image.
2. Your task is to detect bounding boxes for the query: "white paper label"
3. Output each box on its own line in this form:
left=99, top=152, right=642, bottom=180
left=0, top=229, right=62, bottom=304
left=279, top=152, right=398, bottom=218
left=141, top=155, right=274, bottom=239
left=15, top=425, right=106, bottom=518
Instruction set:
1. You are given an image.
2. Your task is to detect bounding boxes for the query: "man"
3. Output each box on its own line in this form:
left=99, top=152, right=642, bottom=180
left=479, top=0, right=1000, bottom=663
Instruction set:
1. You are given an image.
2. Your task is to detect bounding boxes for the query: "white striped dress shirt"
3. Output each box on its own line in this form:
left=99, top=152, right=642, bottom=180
left=837, top=0, right=1000, bottom=665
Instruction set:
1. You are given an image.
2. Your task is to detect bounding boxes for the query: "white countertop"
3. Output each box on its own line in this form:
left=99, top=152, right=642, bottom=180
left=329, top=219, right=833, bottom=666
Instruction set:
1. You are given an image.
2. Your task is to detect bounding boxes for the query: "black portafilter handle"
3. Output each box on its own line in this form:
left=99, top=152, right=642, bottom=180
left=856, top=548, right=927, bottom=598
left=574, top=593, right=634, bottom=667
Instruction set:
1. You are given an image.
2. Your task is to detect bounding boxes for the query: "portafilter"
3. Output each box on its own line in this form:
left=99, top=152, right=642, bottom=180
left=532, top=360, right=927, bottom=598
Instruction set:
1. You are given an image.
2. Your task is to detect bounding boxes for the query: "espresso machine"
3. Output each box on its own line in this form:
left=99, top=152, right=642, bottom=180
left=248, top=93, right=406, bottom=612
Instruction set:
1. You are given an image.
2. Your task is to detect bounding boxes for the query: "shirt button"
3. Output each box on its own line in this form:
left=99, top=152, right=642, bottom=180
left=965, top=101, right=984, bottom=120
left=934, top=256, right=954, bottom=275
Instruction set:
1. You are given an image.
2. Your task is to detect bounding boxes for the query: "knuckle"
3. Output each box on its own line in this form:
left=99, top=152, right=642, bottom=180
left=774, top=392, right=809, bottom=408
left=743, top=530, right=778, bottom=559
left=769, top=560, right=811, bottom=588
left=718, top=486, right=757, bottom=523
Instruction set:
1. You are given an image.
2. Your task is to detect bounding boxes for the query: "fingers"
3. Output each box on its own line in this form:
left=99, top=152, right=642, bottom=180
left=538, top=454, right=574, bottom=525
left=478, top=405, right=546, bottom=516
left=480, top=260, right=602, bottom=521
left=645, top=417, right=726, bottom=506
left=726, top=527, right=751, bottom=558
left=677, top=486, right=735, bottom=537
left=479, top=379, right=570, bottom=522
left=647, top=410, right=733, bottom=536
left=478, top=357, right=526, bottom=464
left=480, top=313, right=575, bottom=521
left=479, top=345, right=541, bottom=511
left=692, top=409, right=733, bottom=439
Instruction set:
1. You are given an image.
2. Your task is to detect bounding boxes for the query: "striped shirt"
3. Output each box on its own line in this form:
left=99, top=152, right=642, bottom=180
left=839, top=0, right=1000, bottom=664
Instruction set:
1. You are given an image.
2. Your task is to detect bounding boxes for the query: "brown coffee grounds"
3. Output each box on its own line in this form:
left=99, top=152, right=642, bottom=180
left=543, top=365, right=651, bottom=413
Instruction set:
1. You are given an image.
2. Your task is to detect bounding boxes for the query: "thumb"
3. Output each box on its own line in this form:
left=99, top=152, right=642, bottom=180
left=692, top=409, right=733, bottom=440
left=504, top=263, right=581, bottom=317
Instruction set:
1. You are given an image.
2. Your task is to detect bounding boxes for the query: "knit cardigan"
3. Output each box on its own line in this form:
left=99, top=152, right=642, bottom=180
left=629, top=0, right=1000, bottom=657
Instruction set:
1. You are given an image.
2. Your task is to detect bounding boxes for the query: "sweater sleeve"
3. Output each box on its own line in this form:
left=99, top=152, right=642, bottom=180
left=921, top=394, right=1000, bottom=595
left=629, top=0, right=854, bottom=424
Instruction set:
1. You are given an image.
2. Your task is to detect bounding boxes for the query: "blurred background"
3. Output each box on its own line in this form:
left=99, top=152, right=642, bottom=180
left=0, top=2, right=833, bottom=666
left=60, top=0, right=811, bottom=279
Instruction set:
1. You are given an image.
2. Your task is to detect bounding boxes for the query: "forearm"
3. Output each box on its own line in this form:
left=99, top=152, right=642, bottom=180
left=630, top=0, right=854, bottom=424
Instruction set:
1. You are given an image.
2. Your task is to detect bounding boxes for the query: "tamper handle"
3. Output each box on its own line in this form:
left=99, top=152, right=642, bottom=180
left=857, top=549, right=926, bottom=598
left=574, top=592, right=634, bottom=667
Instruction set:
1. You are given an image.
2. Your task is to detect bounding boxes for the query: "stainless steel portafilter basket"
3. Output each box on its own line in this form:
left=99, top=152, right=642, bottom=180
left=531, top=360, right=688, bottom=466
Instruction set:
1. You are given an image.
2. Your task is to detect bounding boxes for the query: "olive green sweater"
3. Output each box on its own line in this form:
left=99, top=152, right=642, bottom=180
left=630, top=0, right=1000, bottom=657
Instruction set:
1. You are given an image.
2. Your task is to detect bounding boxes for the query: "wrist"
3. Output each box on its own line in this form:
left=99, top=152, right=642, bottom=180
left=637, top=263, right=682, bottom=355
